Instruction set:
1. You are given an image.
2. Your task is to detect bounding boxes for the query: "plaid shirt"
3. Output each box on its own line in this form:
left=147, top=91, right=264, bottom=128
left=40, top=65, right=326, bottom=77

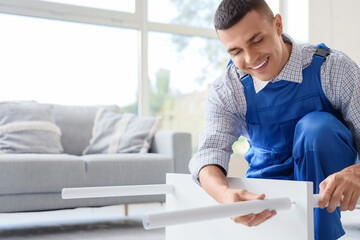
left=189, top=34, right=360, bottom=185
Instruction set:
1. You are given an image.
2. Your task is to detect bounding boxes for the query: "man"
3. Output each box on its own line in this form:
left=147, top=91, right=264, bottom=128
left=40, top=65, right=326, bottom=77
left=188, top=0, right=360, bottom=239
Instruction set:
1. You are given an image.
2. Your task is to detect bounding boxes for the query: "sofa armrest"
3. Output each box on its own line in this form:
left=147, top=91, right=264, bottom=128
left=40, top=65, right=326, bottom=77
left=150, top=130, right=192, bottom=174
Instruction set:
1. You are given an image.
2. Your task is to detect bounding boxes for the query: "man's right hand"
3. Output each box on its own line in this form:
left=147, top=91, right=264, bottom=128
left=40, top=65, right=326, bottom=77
left=222, top=188, right=277, bottom=227
left=199, top=165, right=276, bottom=227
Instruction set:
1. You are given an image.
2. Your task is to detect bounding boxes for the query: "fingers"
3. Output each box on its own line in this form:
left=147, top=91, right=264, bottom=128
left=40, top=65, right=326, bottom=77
left=250, top=210, right=277, bottom=226
left=319, top=173, right=360, bottom=212
left=320, top=185, right=359, bottom=212
left=228, top=190, right=274, bottom=227
left=231, top=213, right=255, bottom=224
left=340, top=191, right=352, bottom=211
left=255, top=193, right=266, bottom=200
left=327, top=186, right=343, bottom=212
left=348, top=192, right=360, bottom=211
left=324, top=190, right=359, bottom=212
left=232, top=210, right=277, bottom=227
left=319, top=174, right=346, bottom=211
left=320, top=174, right=346, bottom=212
left=238, top=189, right=265, bottom=201
left=319, top=178, right=334, bottom=209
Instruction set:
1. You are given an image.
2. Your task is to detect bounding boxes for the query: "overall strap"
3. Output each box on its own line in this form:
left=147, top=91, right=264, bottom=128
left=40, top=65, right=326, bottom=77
left=226, top=59, right=253, bottom=88
left=311, top=43, right=330, bottom=67
left=240, top=74, right=253, bottom=88
left=307, top=43, right=336, bottom=115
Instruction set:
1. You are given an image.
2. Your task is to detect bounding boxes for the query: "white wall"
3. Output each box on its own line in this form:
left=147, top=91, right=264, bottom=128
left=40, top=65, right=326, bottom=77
left=309, top=0, right=360, bottom=65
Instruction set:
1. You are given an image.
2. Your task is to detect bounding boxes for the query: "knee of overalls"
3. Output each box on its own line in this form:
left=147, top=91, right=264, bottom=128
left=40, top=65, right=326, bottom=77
left=292, top=111, right=356, bottom=160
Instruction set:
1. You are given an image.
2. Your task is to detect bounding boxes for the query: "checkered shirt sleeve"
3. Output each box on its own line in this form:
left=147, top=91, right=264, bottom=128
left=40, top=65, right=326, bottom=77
left=188, top=66, right=248, bottom=185
left=320, top=48, right=360, bottom=158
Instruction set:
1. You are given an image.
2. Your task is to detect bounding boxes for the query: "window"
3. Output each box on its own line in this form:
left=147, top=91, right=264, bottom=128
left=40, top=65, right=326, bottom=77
left=147, top=0, right=227, bottom=152
left=0, top=13, right=138, bottom=110
left=148, top=32, right=228, bottom=152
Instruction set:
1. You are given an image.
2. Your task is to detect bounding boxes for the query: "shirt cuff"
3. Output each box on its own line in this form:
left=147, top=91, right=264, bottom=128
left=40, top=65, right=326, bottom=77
left=188, top=149, right=231, bottom=186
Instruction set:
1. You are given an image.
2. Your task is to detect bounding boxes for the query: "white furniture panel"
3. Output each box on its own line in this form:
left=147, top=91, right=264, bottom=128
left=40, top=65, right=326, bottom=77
left=165, top=173, right=314, bottom=240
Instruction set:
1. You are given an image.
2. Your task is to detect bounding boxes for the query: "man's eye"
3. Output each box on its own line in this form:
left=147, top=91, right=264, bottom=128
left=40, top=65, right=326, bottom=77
left=232, top=50, right=242, bottom=56
left=254, top=38, right=263, bottom=44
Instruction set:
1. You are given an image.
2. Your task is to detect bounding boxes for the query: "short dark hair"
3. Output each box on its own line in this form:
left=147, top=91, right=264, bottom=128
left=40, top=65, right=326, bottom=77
left=214, top=0, right=274, bottom=30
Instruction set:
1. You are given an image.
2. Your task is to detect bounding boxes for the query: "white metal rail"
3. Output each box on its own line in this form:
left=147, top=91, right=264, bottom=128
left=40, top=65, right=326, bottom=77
left=62, top=184, right=360, bottom=229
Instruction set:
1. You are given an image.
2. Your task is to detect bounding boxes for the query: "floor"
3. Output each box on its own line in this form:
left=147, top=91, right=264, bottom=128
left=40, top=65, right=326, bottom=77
left=0, top=203, right=164, bottom=240
left=0, top=203, right=358, bottom=240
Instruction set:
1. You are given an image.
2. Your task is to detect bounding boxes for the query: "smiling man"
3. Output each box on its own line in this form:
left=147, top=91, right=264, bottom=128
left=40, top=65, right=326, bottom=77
left=188, top=0, right=360, bottom=239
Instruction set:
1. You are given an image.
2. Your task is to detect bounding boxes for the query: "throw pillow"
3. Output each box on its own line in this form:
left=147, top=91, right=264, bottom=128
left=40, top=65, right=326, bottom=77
left=83, top=109, right=162, bottom=154
left=0, top=101, right=64, bottom=153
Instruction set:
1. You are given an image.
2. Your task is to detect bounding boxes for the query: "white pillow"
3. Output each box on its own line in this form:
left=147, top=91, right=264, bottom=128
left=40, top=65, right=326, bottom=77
left=0, top=101, right=63, bottom=153
left=83, top=109, right=162, bottom=154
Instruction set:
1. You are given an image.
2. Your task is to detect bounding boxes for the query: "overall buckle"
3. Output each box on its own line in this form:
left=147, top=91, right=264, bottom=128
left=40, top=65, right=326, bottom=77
left=314, top=48, right=330, bottom=58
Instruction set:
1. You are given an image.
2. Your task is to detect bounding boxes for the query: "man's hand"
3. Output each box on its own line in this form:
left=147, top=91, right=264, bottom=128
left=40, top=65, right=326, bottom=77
left=319, top=163, right=360, bottom=212
left=222, top=188, right=277, bottom=227
left=198, top=165, right=276, bottom=227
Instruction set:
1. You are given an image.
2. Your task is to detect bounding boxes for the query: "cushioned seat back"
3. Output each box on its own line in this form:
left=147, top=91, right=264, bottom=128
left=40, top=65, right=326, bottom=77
left=52, top=104, right=120, bottom=155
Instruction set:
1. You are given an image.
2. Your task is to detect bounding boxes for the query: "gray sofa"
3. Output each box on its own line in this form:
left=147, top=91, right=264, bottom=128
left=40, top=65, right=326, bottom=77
left=0, top=104, right=192, bottom=212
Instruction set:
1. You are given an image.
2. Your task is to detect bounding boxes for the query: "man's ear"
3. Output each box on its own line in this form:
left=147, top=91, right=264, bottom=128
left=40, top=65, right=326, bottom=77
left=274, top=14, right=283, bottom=35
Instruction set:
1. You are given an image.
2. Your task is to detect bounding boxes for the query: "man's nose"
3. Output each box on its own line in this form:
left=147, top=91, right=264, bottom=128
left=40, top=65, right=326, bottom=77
left=244, top=49, right=259, bottom=66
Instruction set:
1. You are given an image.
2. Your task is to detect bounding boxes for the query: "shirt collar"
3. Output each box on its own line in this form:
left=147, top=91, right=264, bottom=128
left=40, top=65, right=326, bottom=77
left=252, top=33, right=303, bottom=93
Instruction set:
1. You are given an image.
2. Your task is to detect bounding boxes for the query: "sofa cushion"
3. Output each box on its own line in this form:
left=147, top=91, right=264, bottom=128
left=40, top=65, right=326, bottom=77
left=80, top=153, right=173, bottom=186
left=0, top=154, right=87, bottom=194
left=52, top=104, right=120, bottom=156
left=83, top=109, right=162, bottom=155
left=0, top=102, right=63, bottom=154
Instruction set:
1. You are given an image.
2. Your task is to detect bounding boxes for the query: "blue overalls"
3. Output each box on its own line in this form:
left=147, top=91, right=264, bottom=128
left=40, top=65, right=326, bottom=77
left=231, top=44, right=357, bottom=240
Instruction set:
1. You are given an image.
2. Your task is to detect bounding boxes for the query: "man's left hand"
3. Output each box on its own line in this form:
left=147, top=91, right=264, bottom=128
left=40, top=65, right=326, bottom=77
left=319, top=163, right=360, bottom=212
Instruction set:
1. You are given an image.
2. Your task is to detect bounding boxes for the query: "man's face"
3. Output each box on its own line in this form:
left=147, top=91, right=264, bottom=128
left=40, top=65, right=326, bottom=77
left=217, top=10, right=288, bottom=81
